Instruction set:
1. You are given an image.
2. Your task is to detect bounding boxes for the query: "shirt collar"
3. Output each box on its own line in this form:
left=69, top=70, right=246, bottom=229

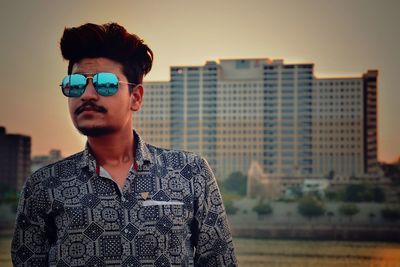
left=133, top=130, right=153, bottom=167
left=79, top=130, right=153, bottom=173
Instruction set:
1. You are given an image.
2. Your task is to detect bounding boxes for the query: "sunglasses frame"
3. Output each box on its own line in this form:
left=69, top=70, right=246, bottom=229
left=60, top=72, right=138, bottom=97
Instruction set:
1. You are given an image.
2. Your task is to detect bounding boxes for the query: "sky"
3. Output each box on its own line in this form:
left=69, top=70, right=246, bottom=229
left=0, top=0, right=399, bottom=162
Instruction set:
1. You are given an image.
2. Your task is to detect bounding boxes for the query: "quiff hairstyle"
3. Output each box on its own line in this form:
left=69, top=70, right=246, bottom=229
left=60, top=22, right=153, bottom=84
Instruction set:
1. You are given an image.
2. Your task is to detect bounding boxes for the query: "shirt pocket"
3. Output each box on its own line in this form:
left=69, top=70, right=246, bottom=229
left=137, top=200, right=189, bottom=231
left=142, top=200, right=184, bottom=207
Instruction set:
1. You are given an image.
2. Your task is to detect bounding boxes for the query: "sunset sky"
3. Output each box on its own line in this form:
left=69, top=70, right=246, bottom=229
left=0, top=0, right=399, bottom=162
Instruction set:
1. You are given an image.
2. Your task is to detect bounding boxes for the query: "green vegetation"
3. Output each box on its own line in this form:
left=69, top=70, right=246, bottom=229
left=325, top=191, right=339, bottom=201
left=0, top=183, right=19, bottom=213
left=381, top=207, right=400, bottom=222
left=342, top=184, right=385, bottom=202
left=0, top=183, right=17, bottom=200
left=221, top=191, right=241, bottom=215
left=3, top=237, right=400, bottom=267
left=297, top=196, right=325, bottom=220
left=368, top=212, right=376, bottom=224
left=326, top=211, right=335, bottom=222
left=221, top=171, right=247, bottom=196
left=253, top=200, right=273, bottom=219
left=338, top=203, right=360, bottom=222
left=233, top=238, right=400, bottom=267
left=224, top=200, right=239, bottom=215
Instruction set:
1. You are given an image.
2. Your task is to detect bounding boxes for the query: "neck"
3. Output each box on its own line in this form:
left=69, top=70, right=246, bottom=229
left=87, top=129, right=134, bottom=167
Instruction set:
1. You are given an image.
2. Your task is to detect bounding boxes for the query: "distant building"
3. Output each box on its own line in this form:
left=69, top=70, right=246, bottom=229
left=31, top=149, right=64, bottom=173
left=313, top=70, right=379, bottom=177
left=380, top=159, right=400, bottom=182
left=135, top=81, right=171, bottom=149
left=137, top=58, right=378, bottom=181
left=302, top=179, right=330, bottom=197
left=329, top=174, right=390, bottom=187
left=246, top=161, right=331, bottom=199
left=0, top=127, right=31, bottom=192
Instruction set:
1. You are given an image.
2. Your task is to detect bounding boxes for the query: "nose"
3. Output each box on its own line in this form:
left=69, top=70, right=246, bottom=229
left=80, top=79, right=99, bottom=101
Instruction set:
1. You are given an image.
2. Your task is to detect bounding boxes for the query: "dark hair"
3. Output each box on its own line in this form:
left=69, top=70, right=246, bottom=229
left=60, top=22, right=153, bottom=84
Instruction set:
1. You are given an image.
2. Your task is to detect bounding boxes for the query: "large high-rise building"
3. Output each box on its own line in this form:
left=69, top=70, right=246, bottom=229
left=263, top=60, right=314, bottom=178
left=135, top=81, right=171, bottom=149
left=312, top=70, right=379, bottom=177
left=0, top=127, right=31, bottom=191
left=136, top=58, right=378, bottom=181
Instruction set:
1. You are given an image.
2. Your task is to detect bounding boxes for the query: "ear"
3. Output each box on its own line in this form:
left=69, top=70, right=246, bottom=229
left=130, top=84, right=144, bottom=112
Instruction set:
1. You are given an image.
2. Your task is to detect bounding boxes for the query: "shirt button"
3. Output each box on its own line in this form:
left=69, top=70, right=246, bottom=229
left=124, top=229, right=129, bottom=233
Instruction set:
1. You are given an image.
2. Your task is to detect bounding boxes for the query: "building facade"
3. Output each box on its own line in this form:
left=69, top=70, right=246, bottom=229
left=136, top=58, right=378, bottom=181
left=0, top=127, right=31, bottom=192
left=263, top=60, right=314, bottom=178
left=312, top=70, right=378, bottom=177
left=135, top=81, right=171, bottom=149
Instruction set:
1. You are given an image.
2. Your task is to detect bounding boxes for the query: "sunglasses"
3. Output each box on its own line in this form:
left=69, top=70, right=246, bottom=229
left=60, top=72, right=137, bottom=97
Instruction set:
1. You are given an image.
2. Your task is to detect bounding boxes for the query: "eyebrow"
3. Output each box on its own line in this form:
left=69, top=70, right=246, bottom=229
left=71, top=72, right=118, bottom=79
left=71, top=72, right=94, bottom=75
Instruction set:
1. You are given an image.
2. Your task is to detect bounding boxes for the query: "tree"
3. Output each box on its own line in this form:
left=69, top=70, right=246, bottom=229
left=222, top=171, right=247, bottom=196
left=326, top=211, right=335, bottom=222
left=381, top=207, right=400, bottom=222
left=338, top=203, right=360, bottom=222
left=224, top=200, right=238, bottom=215
left=286, top=211, right=292, bottom=223
left=371, top=186, right=385, bottom=202
left=342, top=184, right=368, bottom=202
left=368, top=212, right=376, bottom=225
left=342, top=184, right=386, bottom=203
left=325, top=191, right=338, bottom=201
left=253, top=200, right=273, bottom=219
left=297, top=197, right=325, bottom=221
left=0, top=182, right=19, bottom=207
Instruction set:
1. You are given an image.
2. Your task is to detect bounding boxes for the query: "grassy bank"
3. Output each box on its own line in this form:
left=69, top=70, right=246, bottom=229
left=2, top=236, right=400, bottom=267
left=233, top=238, right=400, bottom=267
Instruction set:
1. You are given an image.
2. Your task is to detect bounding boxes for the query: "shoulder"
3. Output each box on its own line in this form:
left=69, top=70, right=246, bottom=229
left=29, top=151, right=84, bottom=184
left=146, top=143, right=204, bottom=167
left=145, top=143, right=215, bottom=183
left=18, top=152, right=84, bottom=210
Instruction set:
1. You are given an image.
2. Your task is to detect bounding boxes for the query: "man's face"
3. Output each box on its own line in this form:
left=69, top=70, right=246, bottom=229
left=68, top=57, right=143, bottom=137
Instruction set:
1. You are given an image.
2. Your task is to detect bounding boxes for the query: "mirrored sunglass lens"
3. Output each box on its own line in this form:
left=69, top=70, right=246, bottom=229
left=62, top=74, right=86, bottom=97
left=94, top=72, right=119, bottom=96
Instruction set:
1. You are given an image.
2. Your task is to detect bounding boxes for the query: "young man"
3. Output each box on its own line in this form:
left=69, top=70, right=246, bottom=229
left=11, top=23, right=237, bottom=266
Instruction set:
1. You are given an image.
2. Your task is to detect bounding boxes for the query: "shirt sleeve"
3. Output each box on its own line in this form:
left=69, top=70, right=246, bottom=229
left=192, top=156, right=238, bottom=266
left=11, top=175, right=51, bottom=266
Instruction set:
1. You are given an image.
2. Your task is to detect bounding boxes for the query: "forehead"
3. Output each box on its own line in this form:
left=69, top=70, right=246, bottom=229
left=71, top=57, right=124, bottom=75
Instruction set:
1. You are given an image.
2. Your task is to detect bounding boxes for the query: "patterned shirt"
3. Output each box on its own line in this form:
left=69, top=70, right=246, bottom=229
left=11, top=132, right=237, bottom=266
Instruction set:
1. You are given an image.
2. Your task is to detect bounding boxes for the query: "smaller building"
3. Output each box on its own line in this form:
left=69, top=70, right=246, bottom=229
left=302, top=179, right=330, bottom=197
left=31, top=149, right=64, bottom=173
left=0, top=127, right=31, bottom=192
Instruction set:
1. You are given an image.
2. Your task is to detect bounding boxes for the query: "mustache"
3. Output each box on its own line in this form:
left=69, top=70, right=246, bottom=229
left=75, top=102, right=107, bottom=115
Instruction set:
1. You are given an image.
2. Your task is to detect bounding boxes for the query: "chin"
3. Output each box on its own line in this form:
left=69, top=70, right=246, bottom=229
left=77, top=126, right=116, bottom=137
